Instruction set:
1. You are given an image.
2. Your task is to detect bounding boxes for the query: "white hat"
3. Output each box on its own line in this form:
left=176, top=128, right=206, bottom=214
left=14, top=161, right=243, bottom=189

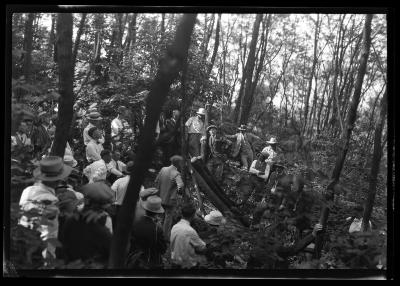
left=205, top=210, right=227, bottom=226
left=266, top=137, right=278, bottom=144
left=140, top=195, right=164, bottom=214
left=196, top=108, right=206, bottom=116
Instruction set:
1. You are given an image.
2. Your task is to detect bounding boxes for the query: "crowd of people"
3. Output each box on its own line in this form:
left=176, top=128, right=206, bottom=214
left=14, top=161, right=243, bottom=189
left=12, top=99, right=323, bottom=269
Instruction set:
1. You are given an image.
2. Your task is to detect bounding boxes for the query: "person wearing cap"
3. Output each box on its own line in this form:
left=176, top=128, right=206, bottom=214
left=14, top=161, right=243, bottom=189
left=57, top=182, right=114, bottom=264
left=170, top=202, right=207, bottom=269
left=85, top=127, right=104, bottom=163
left=127, top=196, right=167, bottom=269
left=106, top=150, right=127, bottom=185
left=83, top=149, right=112, bottom=183
left=19, top=156, right=73, bottom=260
left=261, top=137, right=279, bottom=181
left=185, top=107, right=206, bottom=157
left=225, top=124, right=258, bottom=171
left=83, top=111, right=105, bottom=146
left=155, top=155, right=187, bottom=240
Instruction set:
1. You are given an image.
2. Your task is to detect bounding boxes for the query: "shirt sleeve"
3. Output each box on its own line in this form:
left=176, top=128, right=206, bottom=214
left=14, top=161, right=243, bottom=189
left=185, top=117, right=193, bottom=127
left=86, top=143, right=101, bottom=162
left=111, top=120, right=119, bottom=136
left=249, top=160, right=259, bottom=175
left=189, top=230, right=206, bottom=251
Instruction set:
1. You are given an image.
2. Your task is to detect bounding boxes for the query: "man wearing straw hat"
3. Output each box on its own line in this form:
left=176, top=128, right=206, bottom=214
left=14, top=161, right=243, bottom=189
left=83, top=111, right=105, bottom=146
left=185, top=107, right=206, bottom=157
left=127, top=196, right=167, bottom=269
left=225, top=124, right=256, bottom=171
left=19, top=156, right=73, bottom=260
left=261, top=137, right=279, bottom=181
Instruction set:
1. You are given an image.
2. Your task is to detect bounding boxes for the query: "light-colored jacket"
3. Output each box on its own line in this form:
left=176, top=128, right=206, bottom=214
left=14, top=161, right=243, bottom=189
left=155, top=165, right=184, bottom=206
left=226, top=132, right=259, bottom=158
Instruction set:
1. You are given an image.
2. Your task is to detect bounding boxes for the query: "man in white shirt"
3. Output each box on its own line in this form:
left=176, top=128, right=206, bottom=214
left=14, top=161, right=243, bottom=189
left=83, top=111, right=105, bottom=146
left=111, top=106, right=129, bottom=141
left=83, top=149, right=112, bottom=183
left=239, top=152, right=269, bottom=205
left=170, top=203, right=207, bottom=269
left=185, top=108, right=205, bottom=157
left=110, top=161, right=145, bottom=230
left=106, top=150, right=127, bottom=184
left=261, top=137, right=279, bottom=181
left=11, top=121, right=32, bottom=149
left=19, top=156, right=73, bottom=260
left=86, top=127, right=104, bottom=163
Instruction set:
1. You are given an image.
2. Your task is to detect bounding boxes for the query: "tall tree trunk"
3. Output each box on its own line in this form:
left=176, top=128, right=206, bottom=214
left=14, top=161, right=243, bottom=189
left=362, top=88, right=387, bottom=231
left=331, top=14, right=373, bottom=182
left=50, top=13, right=74, bottom=157
left=72, top=13, right=87, bottom=74
left=48, top=13, right=56, bottom=58
left=303, top=14, right=320, bottom=134
left=109, top=14, right=197, bottom=269
left=238, top=14, right=263, bottom=125
left=206, top=13, right=221, bottom=78
left=23, top=13, right=35, bottom=82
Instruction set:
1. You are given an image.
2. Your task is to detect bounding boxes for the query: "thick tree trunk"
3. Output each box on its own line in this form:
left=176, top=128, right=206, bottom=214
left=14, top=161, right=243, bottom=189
left=238, top=14, right=263, bottom=125
left=50, top=13, right=74, bottom=157
left=108, top=14, right=197, bottom=269
left=23, top=13, right=35, bottom=81
left=72, top=13, right=87, bottom=74
left=331, top=14, right=373, bottom=182
left=362, top=89, right=387, bottom=231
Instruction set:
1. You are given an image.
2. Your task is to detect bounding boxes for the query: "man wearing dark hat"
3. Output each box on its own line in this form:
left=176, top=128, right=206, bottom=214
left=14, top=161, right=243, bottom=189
left=83, top=111, right=105, bottom=146
left=127, top=196, right=167, bottom=269
left=225, top=124, right=259, bottom=171
left=19, top=156, right=73, bottom=260
left=185, top=107, right=206, bottom=157
left=155, top=155, right=187, bottom=240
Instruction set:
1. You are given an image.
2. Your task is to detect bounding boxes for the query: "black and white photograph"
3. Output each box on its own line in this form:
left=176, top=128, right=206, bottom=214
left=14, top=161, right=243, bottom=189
left=4, top=5, right=394, bottom=279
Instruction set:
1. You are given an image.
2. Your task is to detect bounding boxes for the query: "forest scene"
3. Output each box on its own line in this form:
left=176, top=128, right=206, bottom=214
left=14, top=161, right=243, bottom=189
left=6, top=9, right=391, bottom=277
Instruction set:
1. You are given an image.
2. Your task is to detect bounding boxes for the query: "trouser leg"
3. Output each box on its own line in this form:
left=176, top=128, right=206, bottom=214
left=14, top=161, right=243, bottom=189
left=162, top=205, right=176, bottom=242
left=188, top=134, right=201, bottom=157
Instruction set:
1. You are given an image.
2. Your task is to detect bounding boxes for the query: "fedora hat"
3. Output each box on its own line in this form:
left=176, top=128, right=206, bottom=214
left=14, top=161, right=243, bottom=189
left=266, top=137, right=278, bottom=144
left=207, top=125, right=217, bottom=132
left=140, top=195, right=164, bottom=214
left=87, top=111, right=102, bottom=121
left=196, top=108, right=206, bottom=116
left=205, top=210, right=227, bottom=226
left=80, top=182, right=114, bottom=205
left=33, top=156, right=73, bottom=182
left=63, top=155, right=78, bottom=168
left=238, top=124, right=247, bottom=131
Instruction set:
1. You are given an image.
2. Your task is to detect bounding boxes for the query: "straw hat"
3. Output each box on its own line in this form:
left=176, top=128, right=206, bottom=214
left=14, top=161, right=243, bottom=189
left=140, top=195, right=164, bottom=214
left=196, top=108, right=206, bottom=116
left=87, top=111, right=102, bottom=121
left=63, top=155, right=78, bottom=168
left=207, top=125, right=217, bottom=132
left=33, top=156, right=73, bottom=182
left=238, top=124, right=247, bottom=131
left=205, top=210, right=227, bottom=226
left=266, top=137, right=278, bottom=144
